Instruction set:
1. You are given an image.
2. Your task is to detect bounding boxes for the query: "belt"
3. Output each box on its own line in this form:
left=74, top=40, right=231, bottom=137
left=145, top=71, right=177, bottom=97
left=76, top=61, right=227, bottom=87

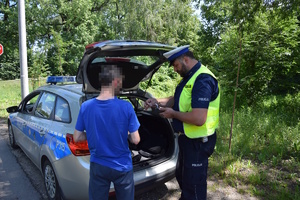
left=177, top=132, right=208, bottom=143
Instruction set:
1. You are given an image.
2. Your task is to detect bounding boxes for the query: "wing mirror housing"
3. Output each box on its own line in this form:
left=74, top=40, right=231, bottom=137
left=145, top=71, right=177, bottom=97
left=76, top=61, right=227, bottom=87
left=6, top=106, right=19, bottom=113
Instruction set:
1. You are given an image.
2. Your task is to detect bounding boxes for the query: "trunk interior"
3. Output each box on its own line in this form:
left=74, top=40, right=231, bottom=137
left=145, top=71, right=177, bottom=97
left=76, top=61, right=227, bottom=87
left=130, top=110, right=175, bottom=170
left=85, top=93, right=175, bottom=170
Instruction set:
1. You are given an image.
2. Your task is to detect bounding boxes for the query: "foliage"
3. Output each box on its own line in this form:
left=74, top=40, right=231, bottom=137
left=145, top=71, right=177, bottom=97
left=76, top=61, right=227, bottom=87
left=0, top=0, right=20, bottom=80
left=1, top=0, right=299, bottom=108
left=0, top=0, right=199, bottom=80
left=140, top=62, right=181, bottom=97
left=28, top=48, right=50, bottom=90
left=210, top=91, right=300, bottom=200
left=195, top=0, right=300, bottom=107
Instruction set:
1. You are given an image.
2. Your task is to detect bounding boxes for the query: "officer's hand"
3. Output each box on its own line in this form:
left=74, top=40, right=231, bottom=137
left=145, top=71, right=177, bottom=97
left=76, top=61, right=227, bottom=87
left=144, top=98, right=158, bottom=110
left=158, top=107, right=174, bottom=119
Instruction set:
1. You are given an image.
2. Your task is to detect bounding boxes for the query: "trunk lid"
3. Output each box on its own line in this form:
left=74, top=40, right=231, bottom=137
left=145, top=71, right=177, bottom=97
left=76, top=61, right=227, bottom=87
left=76, top=40, right=175, bottom=93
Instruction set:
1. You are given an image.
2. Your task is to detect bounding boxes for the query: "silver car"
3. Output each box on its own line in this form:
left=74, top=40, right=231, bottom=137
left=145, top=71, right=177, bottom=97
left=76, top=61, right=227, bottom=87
left=7, top=40, right=179, bottom=200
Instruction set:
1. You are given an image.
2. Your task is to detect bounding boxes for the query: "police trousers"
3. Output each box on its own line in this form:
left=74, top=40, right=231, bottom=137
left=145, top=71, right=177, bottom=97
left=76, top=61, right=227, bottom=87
left=176, top=132, right=217, bottom=200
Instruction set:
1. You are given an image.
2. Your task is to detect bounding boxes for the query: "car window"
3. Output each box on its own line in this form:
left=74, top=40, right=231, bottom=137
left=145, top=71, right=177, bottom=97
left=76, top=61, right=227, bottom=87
left=54, top=97, right=70, bottom=123
left=35, top=92, right=56, bottom=119
left=21, top=92, right=41, bottom=114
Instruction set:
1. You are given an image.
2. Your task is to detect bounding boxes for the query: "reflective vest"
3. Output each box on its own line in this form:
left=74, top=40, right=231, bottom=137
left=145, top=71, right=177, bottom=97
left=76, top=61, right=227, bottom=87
left=179, top=65, right=220, bottom=138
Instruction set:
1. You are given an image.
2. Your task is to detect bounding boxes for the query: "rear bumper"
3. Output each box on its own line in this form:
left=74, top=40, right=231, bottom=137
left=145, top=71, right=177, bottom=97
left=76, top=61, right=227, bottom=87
left=134, top=164, right=176, bottom=196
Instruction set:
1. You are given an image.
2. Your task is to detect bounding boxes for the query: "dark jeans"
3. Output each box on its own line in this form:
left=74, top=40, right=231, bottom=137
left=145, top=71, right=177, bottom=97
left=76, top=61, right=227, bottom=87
left=176, top=133, right=217, bottom=200
left=89, top=162, right=134, bottom=200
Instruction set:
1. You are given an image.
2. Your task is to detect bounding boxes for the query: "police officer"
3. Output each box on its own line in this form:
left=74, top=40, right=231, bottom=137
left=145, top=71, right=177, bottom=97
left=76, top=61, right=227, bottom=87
left=145, top=45, right=220, bottom=200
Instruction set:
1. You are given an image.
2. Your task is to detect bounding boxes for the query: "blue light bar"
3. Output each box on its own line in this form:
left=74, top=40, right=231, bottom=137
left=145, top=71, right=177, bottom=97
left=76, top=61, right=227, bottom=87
left=46, top=76, right=76, bottom=84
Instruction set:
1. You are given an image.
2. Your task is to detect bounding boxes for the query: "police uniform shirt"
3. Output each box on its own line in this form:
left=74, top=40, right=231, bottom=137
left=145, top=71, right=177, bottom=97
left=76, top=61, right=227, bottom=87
left=172, top=62, right=219, bottom=133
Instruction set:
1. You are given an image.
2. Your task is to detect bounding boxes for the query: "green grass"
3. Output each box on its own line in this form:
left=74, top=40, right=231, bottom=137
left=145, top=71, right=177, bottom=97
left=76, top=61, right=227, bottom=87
left=1, top=79, right=300, bottom=199
left=0, top=79, right=23, bottom=118
left=0, top=79, right=45, bottom=118
left=208, top=92, right=300, bottom=200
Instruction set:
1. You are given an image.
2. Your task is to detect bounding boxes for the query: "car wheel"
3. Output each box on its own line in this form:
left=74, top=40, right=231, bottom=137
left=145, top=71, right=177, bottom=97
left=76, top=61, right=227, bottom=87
left=43, top=160, right=61, bottom=200
left=8, top=123, right=17, bottom=149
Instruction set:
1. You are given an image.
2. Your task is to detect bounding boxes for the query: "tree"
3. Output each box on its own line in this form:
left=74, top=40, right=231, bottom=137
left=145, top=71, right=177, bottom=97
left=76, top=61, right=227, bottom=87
left=28, top=48, right=50, bottom=89
left=195, top=0, right=300, bottom=106
left=1, top=0, right=201, bottom=80
left=0, top=0, right=20, bottom=80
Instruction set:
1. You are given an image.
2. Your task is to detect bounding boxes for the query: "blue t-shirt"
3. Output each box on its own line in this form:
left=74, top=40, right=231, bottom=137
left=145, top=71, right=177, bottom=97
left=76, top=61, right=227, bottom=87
left=75, top=97, right=140, bottom=172
left=172, top=62, right=219, bottom=133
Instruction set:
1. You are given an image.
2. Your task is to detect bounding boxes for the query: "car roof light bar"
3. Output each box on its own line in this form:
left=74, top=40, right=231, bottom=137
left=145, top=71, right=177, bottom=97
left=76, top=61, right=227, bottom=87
left=46, top=76, right=76, bottom=85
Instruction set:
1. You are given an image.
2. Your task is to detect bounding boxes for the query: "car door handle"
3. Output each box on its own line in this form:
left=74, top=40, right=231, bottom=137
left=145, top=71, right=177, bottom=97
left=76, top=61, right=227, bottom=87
left=39, top=129, right=46, bottom=136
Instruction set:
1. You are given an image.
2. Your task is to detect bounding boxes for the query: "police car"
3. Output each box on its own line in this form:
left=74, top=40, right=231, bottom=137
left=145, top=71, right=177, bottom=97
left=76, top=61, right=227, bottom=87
left=7, top=40, right=179, bottom=200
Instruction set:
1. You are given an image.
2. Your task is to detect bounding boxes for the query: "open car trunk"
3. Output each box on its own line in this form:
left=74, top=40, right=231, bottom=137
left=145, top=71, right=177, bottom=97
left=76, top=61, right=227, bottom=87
left=121, top=95, right=175, bottom=170
left=77, top=40, right=177, bottom=170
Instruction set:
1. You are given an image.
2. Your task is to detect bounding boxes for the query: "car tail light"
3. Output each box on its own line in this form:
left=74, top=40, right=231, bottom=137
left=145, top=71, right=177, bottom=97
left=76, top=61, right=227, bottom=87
left=109, top=191, right=116, bottom=197
left=66, top=133, right=90, bottom=156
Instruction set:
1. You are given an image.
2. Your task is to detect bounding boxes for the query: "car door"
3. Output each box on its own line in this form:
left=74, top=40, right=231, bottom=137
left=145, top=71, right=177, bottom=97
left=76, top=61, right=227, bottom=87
left=27, top=92, right=55, bottom=165
left=13, top=91, right=42, bottom=157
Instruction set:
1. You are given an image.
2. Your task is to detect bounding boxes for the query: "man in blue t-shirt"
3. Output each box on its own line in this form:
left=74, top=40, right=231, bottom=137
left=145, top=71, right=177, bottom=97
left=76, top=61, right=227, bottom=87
left=74, top=65, right=140, bottom=200
left=145, top=45, right=220, bottom=200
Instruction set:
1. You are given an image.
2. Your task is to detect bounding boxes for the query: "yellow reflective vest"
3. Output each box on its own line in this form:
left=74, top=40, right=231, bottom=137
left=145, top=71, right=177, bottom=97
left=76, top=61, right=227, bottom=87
left=179, top=65, right=220, bottom=138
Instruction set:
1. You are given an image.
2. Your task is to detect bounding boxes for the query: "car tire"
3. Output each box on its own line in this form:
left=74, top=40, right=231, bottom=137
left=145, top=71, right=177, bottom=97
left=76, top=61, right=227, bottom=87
left=43, top=160, right=62, bottom=200
left=8, top=122, right=18, bottom=149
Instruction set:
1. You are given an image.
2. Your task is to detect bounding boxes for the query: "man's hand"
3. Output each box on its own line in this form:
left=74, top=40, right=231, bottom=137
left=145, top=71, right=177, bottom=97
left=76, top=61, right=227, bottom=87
left=73, top=129, right=87, bottom=142
left=159, top=107, right=208, bottom=126
left=128, top=130, right=140, bottom=145
left=144, top=98, right=158, bottom=110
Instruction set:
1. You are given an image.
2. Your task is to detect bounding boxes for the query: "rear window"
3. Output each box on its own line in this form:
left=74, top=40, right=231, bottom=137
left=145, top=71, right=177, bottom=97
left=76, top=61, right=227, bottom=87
left=35, top=92, right=56, bottom=119
left=54, top=97, right=71, bottom=123
left=87, top=56, right=153, bottom=90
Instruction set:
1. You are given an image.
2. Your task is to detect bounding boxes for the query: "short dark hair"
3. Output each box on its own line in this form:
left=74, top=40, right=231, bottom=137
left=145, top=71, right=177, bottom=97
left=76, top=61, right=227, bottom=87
left=99, top=65, right=122, bottom=86
left=181, top=51, right=195, bottom=59
left=170, top=51, right=195, bottom=66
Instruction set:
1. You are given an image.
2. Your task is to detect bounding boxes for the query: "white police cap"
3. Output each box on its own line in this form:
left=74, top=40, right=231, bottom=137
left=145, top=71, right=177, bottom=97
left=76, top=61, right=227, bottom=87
left=163, top=45, right=190, bottom=64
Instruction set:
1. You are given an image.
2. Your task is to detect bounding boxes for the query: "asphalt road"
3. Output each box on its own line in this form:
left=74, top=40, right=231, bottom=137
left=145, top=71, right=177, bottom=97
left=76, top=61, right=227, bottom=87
left=0, top=120, right=45, bottom=200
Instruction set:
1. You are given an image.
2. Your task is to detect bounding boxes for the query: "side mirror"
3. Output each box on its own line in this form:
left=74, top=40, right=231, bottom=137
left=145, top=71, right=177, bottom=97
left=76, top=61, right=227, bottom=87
left=6, top=106, right=19, bottom=113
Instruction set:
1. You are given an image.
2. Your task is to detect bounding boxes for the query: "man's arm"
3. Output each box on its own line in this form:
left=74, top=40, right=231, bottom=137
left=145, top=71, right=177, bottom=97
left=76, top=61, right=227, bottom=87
left=145, top=96, right=208, bottom=126
left=128, top=130, right=140, bottom=145
left=159, top=107, right=208, bottom=126
left=73, top=129, right=87, bottom=142
left=162, top=96, right=174, bottom=108
left=144, top=96, right=174, bottom=109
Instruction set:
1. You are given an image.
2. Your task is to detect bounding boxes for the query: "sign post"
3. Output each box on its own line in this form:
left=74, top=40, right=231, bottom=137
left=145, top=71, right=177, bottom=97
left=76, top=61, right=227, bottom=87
left=0, top=44, right=3, bottom=56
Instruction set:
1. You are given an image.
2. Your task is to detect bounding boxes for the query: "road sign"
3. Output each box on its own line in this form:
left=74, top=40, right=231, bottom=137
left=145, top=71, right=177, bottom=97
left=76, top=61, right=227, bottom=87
left=0, top=44, right=3, bottom=56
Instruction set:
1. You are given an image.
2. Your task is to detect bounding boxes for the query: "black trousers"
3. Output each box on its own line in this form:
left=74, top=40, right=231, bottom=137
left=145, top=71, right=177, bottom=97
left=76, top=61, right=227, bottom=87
left=176, top=133, right=217, bottom=200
